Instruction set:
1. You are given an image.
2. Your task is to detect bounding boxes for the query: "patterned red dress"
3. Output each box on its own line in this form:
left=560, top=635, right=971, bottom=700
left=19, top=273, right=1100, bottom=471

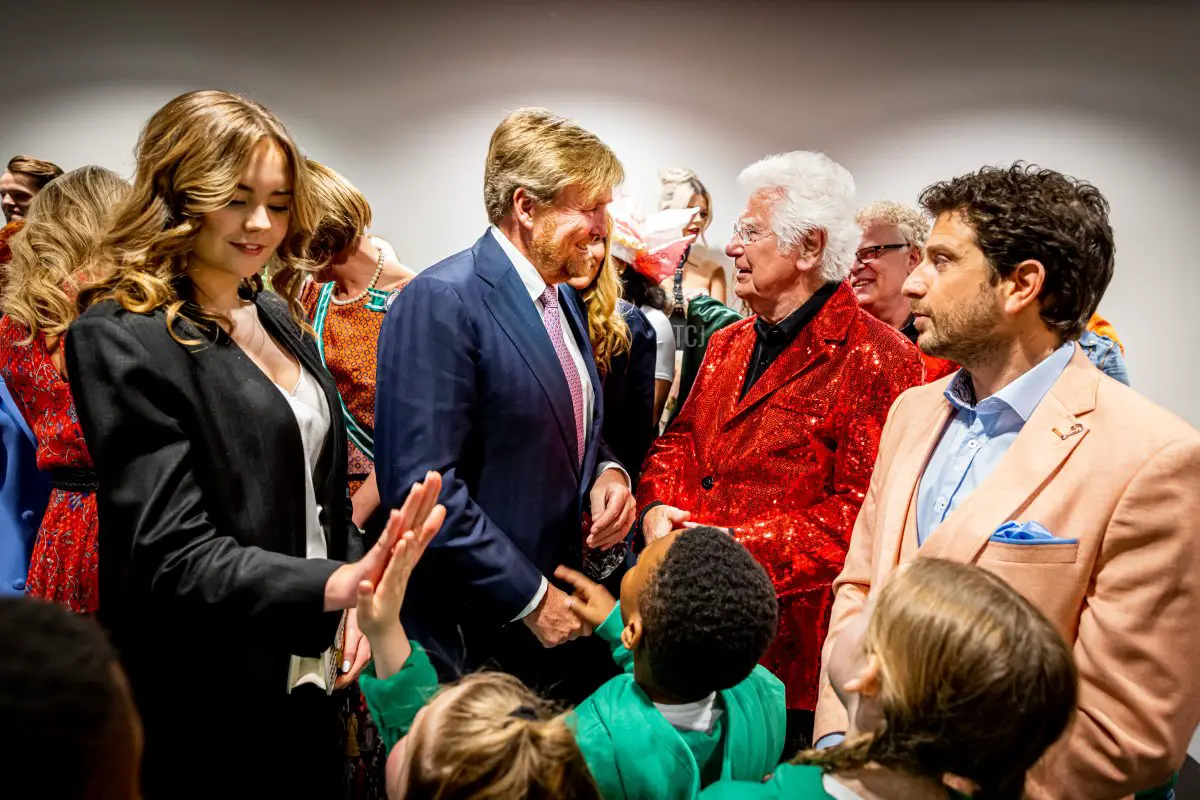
left=0, top=317, right=98, bottom=612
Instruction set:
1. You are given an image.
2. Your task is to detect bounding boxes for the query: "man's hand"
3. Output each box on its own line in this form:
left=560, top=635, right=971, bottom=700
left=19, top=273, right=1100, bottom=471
left=642, top=504, right=691, bottom=544
left=523, top=583, right=586, bottom=647
left=554, top=565, right=617, bottom=629
left=588, top=467, right=636, bottom=549
left=333, top=609, right=372, bottom=690
left=325, top=471, right=443, bottom=611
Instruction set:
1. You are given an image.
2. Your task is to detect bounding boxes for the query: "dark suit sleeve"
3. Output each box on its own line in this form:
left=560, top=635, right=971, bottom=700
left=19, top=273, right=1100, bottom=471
left=375, top=278, right=544, bottom=621
left=67, top=314, right=340, bottom=654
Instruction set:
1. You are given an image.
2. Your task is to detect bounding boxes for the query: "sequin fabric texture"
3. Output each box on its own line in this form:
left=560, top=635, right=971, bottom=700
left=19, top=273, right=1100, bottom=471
left=637, top=282, right=924, bottom=709
left=0, top=317, right=99, bottom=612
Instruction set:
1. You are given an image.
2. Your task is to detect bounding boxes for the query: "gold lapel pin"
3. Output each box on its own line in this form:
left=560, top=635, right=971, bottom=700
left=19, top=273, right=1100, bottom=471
left=1052, top=423, right=1084, bottom=440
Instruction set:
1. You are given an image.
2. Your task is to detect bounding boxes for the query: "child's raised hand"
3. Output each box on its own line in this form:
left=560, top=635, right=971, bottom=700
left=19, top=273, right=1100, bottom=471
left=554, top=565, right=617, bottom=629
left=356, top=484, right=446, bottom=643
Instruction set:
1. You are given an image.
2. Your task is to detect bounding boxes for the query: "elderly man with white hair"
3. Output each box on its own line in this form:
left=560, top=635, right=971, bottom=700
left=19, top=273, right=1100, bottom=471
left=636, top=151, right=923, bottom=750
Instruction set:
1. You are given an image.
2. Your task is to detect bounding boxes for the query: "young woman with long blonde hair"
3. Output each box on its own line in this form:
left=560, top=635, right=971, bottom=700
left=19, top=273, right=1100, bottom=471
left=0, top=165, right=127, bottom=612
left=66, top=89, right=409, bottom=798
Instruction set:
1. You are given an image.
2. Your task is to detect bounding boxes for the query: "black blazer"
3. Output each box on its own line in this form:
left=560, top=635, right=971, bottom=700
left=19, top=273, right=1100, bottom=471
left=66, top=291, right=360, bottom=794
left=603, top=301, right=658, bottom=486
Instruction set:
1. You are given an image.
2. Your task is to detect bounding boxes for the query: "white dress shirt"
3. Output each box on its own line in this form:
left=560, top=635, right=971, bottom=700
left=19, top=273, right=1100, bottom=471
left=489, top=227, right=628, bottom=621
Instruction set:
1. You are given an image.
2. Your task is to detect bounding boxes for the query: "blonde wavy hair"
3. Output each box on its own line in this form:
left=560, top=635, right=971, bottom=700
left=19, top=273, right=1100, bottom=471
left=856, top=200, right=931, bottom=250
left=1, top=166, right=128, bottom=344
left=795, top=558, right=1077, bottom=800
left=483, top=108, right=624, bottom=226
left=305, top=159, right=372, bottom=264
left=76, top=90, right=318, bottom=342
left=579, top=220, right=630, bottom=377
left=395, top=671, right=601, bottom=800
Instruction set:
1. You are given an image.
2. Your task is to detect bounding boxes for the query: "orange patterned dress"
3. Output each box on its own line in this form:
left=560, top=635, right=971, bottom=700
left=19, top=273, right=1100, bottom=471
left=301, top=278, right=410, bottom=496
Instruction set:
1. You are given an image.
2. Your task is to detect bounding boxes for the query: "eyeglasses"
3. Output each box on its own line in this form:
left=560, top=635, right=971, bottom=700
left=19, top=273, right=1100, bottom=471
left=732, top=221, right=776, bottom=245
left=854, top=243, right=909, bottom=264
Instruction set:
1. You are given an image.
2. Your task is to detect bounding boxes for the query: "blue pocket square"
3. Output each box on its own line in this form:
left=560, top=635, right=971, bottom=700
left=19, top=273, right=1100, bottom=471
left=990, top=520, right=1079, bottom=546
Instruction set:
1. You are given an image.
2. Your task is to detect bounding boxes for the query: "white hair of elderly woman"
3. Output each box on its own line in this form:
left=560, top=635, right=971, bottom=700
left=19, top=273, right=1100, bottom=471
left=738, top=151, right=858, bottom=283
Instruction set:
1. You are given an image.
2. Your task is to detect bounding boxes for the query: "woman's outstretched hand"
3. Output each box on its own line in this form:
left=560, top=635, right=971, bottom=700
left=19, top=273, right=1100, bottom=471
left=324, top=471, right=443, bottom=612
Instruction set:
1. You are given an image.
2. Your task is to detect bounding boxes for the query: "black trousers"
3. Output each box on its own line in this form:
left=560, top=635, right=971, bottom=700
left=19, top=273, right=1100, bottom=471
left=784, top=709, right=816, bottom=761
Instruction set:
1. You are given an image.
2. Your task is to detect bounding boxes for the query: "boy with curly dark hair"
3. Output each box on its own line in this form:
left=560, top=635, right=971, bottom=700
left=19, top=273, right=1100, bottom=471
left=559, top=525, right=784, bottom=798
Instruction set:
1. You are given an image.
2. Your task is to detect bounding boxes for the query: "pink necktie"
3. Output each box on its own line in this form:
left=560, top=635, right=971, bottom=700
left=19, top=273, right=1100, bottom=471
left=540, top=285, right=585, bottom=466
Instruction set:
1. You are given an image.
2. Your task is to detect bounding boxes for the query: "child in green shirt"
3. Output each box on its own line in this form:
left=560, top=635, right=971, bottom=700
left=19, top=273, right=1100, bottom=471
left=356, top=513, right=784, bottom=799
left=559, top=525, right=785, bottom=798
left=701, top=558, right=1078, bottom=800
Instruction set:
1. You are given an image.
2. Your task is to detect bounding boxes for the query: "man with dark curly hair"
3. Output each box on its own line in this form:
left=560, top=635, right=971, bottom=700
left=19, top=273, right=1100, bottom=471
left=557, top=526, right=785, bottom=798
left=815, top=163, right=1200, bottom=800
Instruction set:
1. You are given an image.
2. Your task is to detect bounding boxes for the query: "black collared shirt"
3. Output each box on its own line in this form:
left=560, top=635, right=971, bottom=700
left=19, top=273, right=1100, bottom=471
left=899, top=315, right=918, bottom=344
left=741, top=281, right=840, bottom=398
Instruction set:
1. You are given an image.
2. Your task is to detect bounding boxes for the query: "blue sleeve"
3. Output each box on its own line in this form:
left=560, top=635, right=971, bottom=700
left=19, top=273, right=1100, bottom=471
left=375, top=277, right=544, bottom=621
left=1079, top=331, right=1131, bottom=386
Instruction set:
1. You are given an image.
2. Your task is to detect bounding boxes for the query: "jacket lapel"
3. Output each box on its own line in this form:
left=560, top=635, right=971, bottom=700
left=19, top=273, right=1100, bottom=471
left=475, top=233, right=580, bottom=474
left=730, top=282, right=858, bottom=422
left=921, top=345, right=1098, bottom=563
left=884, top=397, right=954, bottom=567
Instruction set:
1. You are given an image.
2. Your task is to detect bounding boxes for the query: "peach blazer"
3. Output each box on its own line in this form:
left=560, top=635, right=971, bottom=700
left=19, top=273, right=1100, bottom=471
left=814, top=345, right=1200, bottom=800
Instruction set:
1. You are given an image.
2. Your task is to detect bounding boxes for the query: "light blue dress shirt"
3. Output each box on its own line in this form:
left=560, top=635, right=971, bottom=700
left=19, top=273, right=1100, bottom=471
left=916, top=342, right=1075, bottom=545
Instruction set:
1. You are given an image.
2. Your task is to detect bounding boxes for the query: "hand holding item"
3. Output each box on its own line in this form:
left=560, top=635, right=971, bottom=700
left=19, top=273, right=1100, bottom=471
left=588, top=467, right=636, bottom=549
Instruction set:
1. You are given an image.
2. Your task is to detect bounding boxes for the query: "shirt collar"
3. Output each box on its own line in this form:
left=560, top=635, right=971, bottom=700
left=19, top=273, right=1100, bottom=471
left=945, top=341, right=1075, bottom=420
left=490, top=225, right=547, bottom=303
left=752, top=281, right=840, bottom=345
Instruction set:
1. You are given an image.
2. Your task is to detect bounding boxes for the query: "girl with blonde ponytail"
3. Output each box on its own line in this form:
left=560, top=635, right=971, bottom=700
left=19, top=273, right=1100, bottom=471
left=351, top=472, right=601, bottom=800
left=701, top=559, right=1078, bottom=800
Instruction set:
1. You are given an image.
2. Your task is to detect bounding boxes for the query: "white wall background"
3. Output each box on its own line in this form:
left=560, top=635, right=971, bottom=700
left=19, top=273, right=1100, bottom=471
left=5, top=0, right=1198, bottom=433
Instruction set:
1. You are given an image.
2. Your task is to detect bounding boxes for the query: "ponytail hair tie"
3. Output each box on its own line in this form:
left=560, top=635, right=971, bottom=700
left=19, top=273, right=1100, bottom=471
left=509, top=705, right=539, bottom=721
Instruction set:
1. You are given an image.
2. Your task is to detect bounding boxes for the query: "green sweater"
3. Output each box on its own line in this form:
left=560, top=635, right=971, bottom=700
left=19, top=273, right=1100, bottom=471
left=572, top=604, right=786, bottom=799
left=357, top=606, right=787, bottom=800
left=357, top=642, right=440, bottom=746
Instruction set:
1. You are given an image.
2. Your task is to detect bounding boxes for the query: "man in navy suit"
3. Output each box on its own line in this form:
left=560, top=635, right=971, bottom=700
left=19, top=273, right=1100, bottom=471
left=376, top=108, right=636, bottom=700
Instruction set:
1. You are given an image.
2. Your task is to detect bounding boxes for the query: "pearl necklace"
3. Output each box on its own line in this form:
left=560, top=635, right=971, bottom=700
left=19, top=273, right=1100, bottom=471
left=330, top=246, right=386, bottom=306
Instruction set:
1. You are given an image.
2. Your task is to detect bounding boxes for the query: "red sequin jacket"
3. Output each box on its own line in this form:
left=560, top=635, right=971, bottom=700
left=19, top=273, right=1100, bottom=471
left=636, top=282, right=923, bottom=710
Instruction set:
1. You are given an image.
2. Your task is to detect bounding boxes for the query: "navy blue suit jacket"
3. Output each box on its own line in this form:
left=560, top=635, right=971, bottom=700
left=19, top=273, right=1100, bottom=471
left=375, top=231, right=618, bottom=673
